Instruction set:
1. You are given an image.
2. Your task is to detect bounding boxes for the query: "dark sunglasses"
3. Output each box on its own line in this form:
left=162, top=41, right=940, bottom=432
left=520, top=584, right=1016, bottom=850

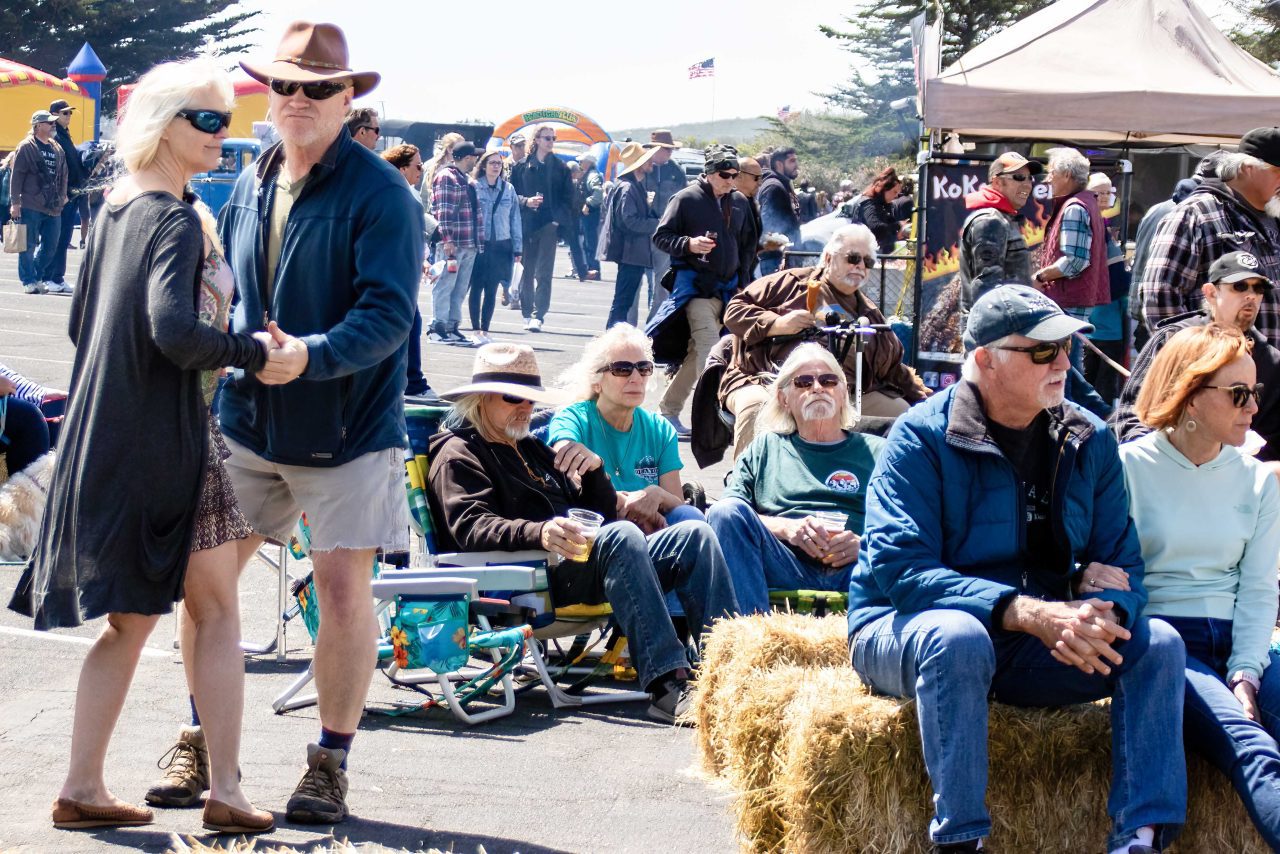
left=792, top=373, right=842, bottom=389
left=501, top=393, right=533, bottom=405
left=716, top=170, right=740, bottom=180
left=598, top=360, right=655, bottom=378
left=175, top=109, right=232, bottom=134
left=993, top=337, right=1071, bottom=365
left=538, top=135, right=556, bottom=142
left=1003, top=173, right=1033, bottom=183
left=359, top=125, right=381, bottom=136
left=270, top=78, right=348, bottom=100
left=844, top=252, right=874, bottom=268
left=1222, top=279, right=1270, bottom=295
left=1203, top=382, right=1264, bottom=408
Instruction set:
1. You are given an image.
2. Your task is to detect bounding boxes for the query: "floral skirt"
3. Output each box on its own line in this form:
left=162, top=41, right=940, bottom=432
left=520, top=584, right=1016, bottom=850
left=192, top=414, right=252, bottom=552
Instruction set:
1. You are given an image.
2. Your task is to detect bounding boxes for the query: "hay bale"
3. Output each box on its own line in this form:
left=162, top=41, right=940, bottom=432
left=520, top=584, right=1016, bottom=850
left=695, top=614, right=850, bottom=773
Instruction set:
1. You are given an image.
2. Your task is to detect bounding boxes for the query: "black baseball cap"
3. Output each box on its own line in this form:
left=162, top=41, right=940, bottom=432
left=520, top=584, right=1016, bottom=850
left=49, top=99, right=74, bottom=114
left=1239, top=128, right=1280, bottom=169
left=452, top=142, right=479, bottom=160
left=1209, top=251, right=1273, bottom=286
left=963, top=285, right=1092, bottom=352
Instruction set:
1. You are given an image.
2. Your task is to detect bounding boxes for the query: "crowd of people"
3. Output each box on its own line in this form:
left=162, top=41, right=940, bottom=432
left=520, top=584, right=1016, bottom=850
left=5, top=17, right=1280, bottom=854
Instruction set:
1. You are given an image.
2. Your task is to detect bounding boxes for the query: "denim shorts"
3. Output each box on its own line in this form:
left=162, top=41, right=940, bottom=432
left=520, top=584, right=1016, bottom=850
left=223, top=435, right=409, bottom=553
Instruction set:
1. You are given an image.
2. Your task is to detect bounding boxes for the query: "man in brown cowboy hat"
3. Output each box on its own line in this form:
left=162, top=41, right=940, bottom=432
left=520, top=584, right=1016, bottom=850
left=212, top=21, right=424, bottom=825
left=598, top=142, right=660, bottom=327
left=428, top=343, right=739, bottom=724
left=642, top=130, right=689, bottom=320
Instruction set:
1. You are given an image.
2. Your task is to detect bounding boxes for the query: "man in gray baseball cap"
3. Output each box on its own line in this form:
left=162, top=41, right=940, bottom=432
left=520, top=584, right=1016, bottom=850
left=847, top=282, right=1186, bottom=854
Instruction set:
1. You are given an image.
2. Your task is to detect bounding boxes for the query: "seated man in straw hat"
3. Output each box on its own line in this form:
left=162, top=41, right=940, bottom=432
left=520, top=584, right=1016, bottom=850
left=847, top=285, right=1187, bottom=854
left=428, top=343, right=739, bottom=724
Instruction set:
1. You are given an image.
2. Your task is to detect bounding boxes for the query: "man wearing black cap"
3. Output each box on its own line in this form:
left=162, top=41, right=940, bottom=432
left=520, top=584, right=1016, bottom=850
left=957, top=151, right=1041, bottom=312
left=848, top=284, right=1187, bottom=854
left=45, top=99, right=88, bottom=292
left=1140, top=127, right=1280, bottom=350
left=1114, top=251, right=1280, bottom=461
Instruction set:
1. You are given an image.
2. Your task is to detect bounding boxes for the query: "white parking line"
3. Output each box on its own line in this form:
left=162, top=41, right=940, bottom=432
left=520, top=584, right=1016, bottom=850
left=0, top=625, right=170, bottom=658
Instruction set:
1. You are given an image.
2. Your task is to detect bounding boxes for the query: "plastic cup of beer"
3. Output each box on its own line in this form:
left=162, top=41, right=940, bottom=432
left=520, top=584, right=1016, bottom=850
left=814, top=510, right=849, bottom=534
left=567, top=509, right=604, bottom=563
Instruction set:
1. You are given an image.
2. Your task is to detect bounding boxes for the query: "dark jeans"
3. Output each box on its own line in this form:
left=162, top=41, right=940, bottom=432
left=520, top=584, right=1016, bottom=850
left=48, top=196, right=88, bottom=285
left=406, top=310, right=427, bottom=396
left=1, top=396, right=50, bottom=474
left=470, top=243, right=513, bottom=332
left=1083, top=338, right=1125, bottom=405
left=559, top=218, right=589, bottom=279
left=607, top=263, right=648, bottom=329
left=581, top=209, right=600, bottom=271
left=17, top=208, right=61, bottom=285
left=1162, top=616, right=1280, bottom=849
left=520, top=222, right=558, bottom=320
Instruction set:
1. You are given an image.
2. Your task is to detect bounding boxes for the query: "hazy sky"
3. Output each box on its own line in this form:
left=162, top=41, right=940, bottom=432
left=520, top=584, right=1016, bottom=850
left=229, top=0, right=1242, bottom=131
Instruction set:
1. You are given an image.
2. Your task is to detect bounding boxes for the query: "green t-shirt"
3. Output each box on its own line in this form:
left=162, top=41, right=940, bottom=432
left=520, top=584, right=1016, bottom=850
left=724, top=430, right=884, bottom=532
left=547, top=401, right=682, bottom=491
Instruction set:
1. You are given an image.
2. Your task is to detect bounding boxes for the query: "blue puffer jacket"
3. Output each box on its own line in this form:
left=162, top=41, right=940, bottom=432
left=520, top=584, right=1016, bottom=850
left=218, top=128, right=425, bottom=466
left=847, top=379, right=1147, bottom=639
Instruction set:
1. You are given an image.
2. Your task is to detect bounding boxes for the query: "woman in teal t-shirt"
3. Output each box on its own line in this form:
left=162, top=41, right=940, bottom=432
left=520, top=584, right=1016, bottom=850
left=549, top=324, right=702, bottom=535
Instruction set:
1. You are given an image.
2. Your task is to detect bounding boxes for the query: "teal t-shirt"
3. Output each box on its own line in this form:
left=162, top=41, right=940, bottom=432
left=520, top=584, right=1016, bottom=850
left=547, top=401, right=682, bottom=491
left=724, top=430, right=884, bottom=532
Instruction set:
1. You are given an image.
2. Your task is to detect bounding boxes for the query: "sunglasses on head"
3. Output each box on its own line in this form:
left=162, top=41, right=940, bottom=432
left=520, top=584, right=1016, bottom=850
left=176, top=109, right=232, bottom=134
left=992, top=337, right=1071, bottom=365
left=844, top=251, right=874, bottom=268
left=1203, top=382, right=1264, bottom=408
left=501, top=393, right=533, bottom=405
left=716, top=170, right=740, bottom=180
left=1222, top=279, right=1269, bottom=295
left=792, top=373, right=842, bottom=389
left=598, top=360, right=655, bottom=378
left=270, top=78, right=348, bottom=101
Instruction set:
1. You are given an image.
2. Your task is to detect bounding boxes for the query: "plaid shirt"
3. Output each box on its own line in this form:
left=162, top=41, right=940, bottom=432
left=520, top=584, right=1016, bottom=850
left=1138, top=181, right=1280, bottom=348
left=431, top=164, right=484, bottom=251
left=1051, top=202, right=1092, bottom=278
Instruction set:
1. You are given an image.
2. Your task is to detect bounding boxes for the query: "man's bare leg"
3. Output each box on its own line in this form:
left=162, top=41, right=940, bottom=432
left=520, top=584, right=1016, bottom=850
left=310, top=547, right=378, bottom=733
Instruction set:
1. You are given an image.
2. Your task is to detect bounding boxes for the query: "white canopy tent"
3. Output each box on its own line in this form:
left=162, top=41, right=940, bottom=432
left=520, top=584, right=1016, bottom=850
left=922, top=0, right=1280, bottom=145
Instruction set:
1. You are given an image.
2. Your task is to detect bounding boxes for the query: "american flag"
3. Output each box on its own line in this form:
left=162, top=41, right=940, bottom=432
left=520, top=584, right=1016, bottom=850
left=777, top=105, right=791, bottom=122
left=688, top=58, right=715, bottom=79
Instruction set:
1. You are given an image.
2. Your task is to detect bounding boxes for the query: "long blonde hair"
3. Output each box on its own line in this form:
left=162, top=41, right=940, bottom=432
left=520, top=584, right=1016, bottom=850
left=115, top=57, right=233, bottom=175
left=426, top=132, right=464, bottom=188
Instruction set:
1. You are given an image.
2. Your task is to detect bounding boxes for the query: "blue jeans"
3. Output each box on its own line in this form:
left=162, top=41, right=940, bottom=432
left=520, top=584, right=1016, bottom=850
left=0, top=395, right=50, bottom=474
left=48, top=199, right=82, bottom=285
left=1162, top=616, right=1280, bottom=849
left=582, top=520, right=738, bottom=690
left=758, top=254, right=781, bottom=277
left=608, top=263, right=647, bottom=329
left=707, top=497, right=853, bottom=614
left=852, top=610, right=1186, bottom=849
left=18, top=208, right=61, bottom=285
left=405, top=310, right=427, bottom=396
left=431, top=247, right=477, bottom=327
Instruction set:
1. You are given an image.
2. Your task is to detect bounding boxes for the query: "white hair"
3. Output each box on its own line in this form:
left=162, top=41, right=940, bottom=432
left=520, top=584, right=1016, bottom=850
left=116, top=57, right=233, bottom=175
left=960, top=335, right=1016, bottom=381
left=756, top=344, right=855, bottom=434
left=1046, top=147, right=1090, bottom=186
left=555, top=323, right=654, bottom=402
left=1216, top=152, right=1268, bottom=182
left=821, top=223, right=877, bottom=266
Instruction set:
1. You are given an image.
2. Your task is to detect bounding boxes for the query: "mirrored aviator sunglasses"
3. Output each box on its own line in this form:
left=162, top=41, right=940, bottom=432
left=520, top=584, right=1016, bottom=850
left=599, top=360, right=655, bottom=378
left=176, top=109, right=232, bottom=134
left=269, top=78, right=348, bottom=101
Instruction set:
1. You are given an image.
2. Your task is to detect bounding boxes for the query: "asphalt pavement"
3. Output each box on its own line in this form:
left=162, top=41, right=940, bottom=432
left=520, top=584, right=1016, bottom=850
left=0, top=242, right=739, bottom=853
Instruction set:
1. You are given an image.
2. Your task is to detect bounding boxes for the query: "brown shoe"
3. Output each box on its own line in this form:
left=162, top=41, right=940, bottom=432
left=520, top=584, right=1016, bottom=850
left=52, top=798, right=154, bottom=829
left=202, top=799, right=275, bottom=834
left=284, top=743, right=349, bottom=824
left=145, top=725, right=209, bottom=807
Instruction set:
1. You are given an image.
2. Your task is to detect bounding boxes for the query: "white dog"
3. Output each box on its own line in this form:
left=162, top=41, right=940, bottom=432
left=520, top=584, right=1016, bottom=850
left=0, top=451, right=53, bottom=561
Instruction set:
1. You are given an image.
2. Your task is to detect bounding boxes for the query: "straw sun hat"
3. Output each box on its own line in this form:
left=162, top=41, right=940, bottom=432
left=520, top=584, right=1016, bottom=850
left=441, top=343, right=568, bottom=405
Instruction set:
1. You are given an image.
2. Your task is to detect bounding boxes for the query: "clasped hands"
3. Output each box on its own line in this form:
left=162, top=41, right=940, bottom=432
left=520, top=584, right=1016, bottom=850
left=251, top=320, right=308, bottom=386
left=781, top=516, right=860, bottom=569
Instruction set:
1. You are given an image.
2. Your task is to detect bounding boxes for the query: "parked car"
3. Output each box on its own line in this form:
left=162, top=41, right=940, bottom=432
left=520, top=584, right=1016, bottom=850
left=191, top=138, right=261, bottom=217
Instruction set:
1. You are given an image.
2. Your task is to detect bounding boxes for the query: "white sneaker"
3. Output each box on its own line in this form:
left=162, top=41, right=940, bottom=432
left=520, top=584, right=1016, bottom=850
left=473, top=332, right=492, bottom=346
left=23, top=282, right=46, bottom=294
left=528, top=318, right=543, bottom=333
left=523, top=318, right=535, bottom=331
left=45, top=280, right=72, bottom=294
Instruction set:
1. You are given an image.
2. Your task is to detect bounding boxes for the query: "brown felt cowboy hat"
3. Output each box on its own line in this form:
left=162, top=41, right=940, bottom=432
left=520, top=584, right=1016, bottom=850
left=615, top=142, right=660, bottom=179
left=241, top=21, right=380, bottom=97
left=646, top=129, right=682, bottom=149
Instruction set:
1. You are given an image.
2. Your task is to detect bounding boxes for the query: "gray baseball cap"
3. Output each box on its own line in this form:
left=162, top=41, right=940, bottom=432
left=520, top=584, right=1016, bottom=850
left=963, top=285, right=1092, bottom=352
left=30, top=110, right=56, bottom=125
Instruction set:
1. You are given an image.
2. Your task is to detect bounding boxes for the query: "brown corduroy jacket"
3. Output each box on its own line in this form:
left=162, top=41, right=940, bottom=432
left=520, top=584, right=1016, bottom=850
left=10, top=133, right=67, bottom=215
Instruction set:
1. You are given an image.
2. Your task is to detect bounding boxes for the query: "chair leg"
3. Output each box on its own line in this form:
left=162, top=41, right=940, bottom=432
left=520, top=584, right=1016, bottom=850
left=524, top=637, right=650, bottom=708
left=272, top=661, right=318, bottom=713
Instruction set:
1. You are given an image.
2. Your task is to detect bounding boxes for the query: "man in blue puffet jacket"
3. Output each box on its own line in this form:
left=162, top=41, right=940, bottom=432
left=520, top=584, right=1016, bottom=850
left=846, top=285, right=1187, bottom=854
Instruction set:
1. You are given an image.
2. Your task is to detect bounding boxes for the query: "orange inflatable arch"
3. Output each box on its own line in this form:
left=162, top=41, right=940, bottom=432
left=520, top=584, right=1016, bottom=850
left=489, top=106, right=620, bottom=178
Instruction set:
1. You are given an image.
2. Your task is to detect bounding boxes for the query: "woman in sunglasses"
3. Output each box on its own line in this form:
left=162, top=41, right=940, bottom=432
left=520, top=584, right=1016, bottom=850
left=1091, top=323, right=1280, bottom=846
left=9, top=58, right=277, bottom=833
left=548, top=324, right=701, bottom=535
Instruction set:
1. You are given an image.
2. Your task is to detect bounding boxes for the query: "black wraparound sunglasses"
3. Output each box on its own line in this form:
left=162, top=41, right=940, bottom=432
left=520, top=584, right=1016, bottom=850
left=598, top=360, right=655, bottom=378
left=176, top=109, right=232, bottom=134
left=501, top=394, right=533, bottom=405
left=270, top=78, right=348, bottom=100
left=993, top=337, right=1071, bottom=365
left=1203, top=382, right=1264, bottom=408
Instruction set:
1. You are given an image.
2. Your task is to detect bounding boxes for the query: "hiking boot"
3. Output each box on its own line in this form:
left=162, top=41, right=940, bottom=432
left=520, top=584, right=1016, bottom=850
left=285, top=743, right=349, bottom=824
left=647, top=675, right=695, bottom=725
left=145, top=725, right=209, bottom=807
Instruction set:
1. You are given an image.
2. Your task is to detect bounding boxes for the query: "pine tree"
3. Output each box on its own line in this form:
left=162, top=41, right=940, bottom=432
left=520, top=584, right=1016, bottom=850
left=0, top=0, right=260, bottom=112
left=1228, top=0, right=1280, bottom=65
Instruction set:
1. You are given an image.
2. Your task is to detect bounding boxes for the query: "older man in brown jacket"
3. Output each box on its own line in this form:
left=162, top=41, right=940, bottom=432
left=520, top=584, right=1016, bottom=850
left=720, top=223, right=927, bottom=457
left=9, top=110, right=68, bottom=294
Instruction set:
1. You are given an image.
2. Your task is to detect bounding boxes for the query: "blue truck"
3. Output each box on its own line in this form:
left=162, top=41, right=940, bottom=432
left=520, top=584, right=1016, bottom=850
left=191, top=138, right=261, bottom=217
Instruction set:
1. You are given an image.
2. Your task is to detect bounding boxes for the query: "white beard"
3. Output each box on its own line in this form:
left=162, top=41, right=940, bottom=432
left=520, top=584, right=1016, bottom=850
left=1266, top=196, right=1280, bottom=219
left=801, top=397, right=837, bottom=422
left=504, top=423, right=530, bottom=442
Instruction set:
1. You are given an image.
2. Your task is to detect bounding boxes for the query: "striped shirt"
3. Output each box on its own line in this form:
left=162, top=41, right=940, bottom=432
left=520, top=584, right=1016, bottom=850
left=0, top=364, right=48, bottom=404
